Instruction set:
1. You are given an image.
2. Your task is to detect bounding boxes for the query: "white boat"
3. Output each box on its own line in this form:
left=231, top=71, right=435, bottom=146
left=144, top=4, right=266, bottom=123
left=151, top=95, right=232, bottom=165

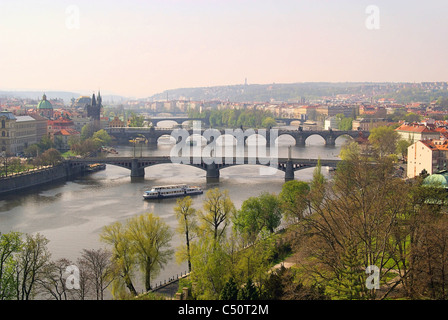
left=143, top=184, right=203, bottom=200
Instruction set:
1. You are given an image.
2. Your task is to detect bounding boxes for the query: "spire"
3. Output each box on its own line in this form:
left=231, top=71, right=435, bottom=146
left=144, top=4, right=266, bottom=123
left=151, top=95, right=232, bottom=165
left=92, top=93, right=96, bottom=106
left=97, top=90, right=102, bottom=106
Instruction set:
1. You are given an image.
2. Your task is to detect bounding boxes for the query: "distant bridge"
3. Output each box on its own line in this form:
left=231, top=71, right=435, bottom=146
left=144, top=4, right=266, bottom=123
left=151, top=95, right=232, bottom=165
left=147, top=116, right=303, bottom=127
left=106, top=127, right=369, bottom=147
left=66, top=156, right=342, bottom=182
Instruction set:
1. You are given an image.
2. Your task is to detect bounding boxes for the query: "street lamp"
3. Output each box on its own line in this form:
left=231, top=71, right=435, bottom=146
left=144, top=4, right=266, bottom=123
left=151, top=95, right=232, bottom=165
left=1, top=151, right=7, bottom=177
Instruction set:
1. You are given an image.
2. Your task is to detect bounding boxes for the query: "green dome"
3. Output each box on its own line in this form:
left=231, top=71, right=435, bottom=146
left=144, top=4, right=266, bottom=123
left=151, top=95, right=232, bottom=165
left=37, top=94, right=53, bottom=110
left=423, top=174, right=448, bottom=187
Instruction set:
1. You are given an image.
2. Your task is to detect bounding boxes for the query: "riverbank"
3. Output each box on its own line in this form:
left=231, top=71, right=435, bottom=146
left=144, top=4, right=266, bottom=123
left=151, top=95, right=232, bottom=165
left=0, top=162, right=88, bottom=196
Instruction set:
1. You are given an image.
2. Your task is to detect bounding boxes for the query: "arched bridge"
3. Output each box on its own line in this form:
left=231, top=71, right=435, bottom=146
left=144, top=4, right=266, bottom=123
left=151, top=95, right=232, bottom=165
left=66, top=156, right=342, bottom=182
left=106, top=127, right=369, bottom=147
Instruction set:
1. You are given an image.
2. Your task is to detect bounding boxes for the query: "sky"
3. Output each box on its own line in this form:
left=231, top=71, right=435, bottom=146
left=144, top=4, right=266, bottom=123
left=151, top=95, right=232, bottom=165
left=0, top=0, right=447, bottom=98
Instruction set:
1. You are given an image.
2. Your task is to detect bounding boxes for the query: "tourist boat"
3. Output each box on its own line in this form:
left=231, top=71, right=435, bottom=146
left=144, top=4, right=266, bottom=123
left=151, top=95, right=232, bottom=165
left=143, top=184, right=203, bottom=200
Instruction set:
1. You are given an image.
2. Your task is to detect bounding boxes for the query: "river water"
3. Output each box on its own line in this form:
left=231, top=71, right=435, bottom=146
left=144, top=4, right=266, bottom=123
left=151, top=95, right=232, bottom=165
left=0, top=127, right=347, bottom=296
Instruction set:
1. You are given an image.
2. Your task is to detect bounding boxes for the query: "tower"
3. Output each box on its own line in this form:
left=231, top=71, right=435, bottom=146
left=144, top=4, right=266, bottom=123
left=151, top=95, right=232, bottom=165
left=86, top=91, right=102, bottom=127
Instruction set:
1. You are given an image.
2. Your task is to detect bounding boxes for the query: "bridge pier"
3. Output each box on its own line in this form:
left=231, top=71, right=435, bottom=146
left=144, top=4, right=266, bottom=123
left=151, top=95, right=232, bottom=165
left=325, top=135, right=336, bottom=146
left=206, top=163, right=220, bottom=183
left=131, top=158, right=145, bottom=177
left=285, top=160, right=295, bottom=181
left=295, top=135, right=306, bottom=147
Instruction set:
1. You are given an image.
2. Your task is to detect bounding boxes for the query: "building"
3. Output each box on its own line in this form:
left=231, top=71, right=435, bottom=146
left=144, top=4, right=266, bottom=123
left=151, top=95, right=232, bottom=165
left=324, top=117, right=340, bottom=130
left=53, top=128, right=80, bottom=151
left=71, top=116, right=92, bottom=133
left=395, top=123, right=441, bottom=143
left=407, top=138, right=448, bottom=178
left=109, top=116, right=125, bottom=128
left=351, top=118, right=389, bottom=131
left=29, top=114, right=48, bottom=142
left=36, top=93, right=54, bottom=118
left=0, top=111, right=17, bottom=154
left=0, top=111, right=41, bottom=155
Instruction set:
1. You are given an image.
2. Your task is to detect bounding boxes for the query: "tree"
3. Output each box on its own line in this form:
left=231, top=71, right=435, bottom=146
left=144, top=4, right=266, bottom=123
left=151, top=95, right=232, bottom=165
left=92, top=129, right=112, bottom=147
left=396, top=139, right=412, bottom=160
left=339, top=141, right=362, bottom=161
left=128, top=113, right=145, bottom=127
left=261, top=117, right=277, bottom=129
left=100, top=222, right=138, bottom=298
left=278, top=180, right=310, bottom=223
left=338, top=117, right=353, bottom=131
left=39, top=148, right=62, bottom=166
left=232, top=193, right=282, bottom=245
left=300, top=155, right=409, bottom=300
left=126, top=213, right=173, bottom=292
left=81, top=123, right=97, bottom=141
left=0, top=232, right=23, bottom=300
left=220, top=277, right=239, bottom=300
left=14, top=233, right=51, bottom=300
left=78, top=248, right=114, bottom=300
left=368, top=126, right=400, bottom=158
left=38, top=258, right=74, bottom=300
left=198, top=188, right=236, bottom=243
left=237, top=278, right=259, bottom=300
left=174, top=197, right=197, bottom=273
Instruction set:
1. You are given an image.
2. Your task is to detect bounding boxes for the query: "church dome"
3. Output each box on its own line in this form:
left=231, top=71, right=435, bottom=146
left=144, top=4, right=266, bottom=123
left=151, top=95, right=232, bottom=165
left=423, top=173, right=448, bottom=187
left=37, top=94, right=53, bottom=110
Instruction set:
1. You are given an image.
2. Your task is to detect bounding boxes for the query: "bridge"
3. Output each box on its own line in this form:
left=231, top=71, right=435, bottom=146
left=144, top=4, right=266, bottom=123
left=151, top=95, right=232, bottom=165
left=105, top=127, right=369, bottom=147
left=147, top=116, right=302, bottom=127
left=65, top=156, right=342, bottom=182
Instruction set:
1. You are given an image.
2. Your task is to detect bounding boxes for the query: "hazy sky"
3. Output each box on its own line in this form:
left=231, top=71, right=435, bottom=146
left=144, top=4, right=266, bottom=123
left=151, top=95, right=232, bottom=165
left=0, top=0, right=447, bottom=98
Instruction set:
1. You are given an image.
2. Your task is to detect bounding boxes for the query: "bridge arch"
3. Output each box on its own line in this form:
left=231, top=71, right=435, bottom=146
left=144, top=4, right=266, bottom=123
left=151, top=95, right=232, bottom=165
left=155, top=120, right=180, bottom=128
left=275, top=134, right=297, bottom=146
left=304, top=134, right=326, bottom=146
left=335, top=134, right=355, bottom=145
left=157, top=134, right=176, bottom=145
left=245, top=133, right=267, bottom=146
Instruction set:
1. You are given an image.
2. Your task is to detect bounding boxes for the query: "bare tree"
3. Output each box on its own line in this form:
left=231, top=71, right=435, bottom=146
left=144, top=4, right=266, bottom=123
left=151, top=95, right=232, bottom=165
left=38, top=258, right=74, bottom=300
left=77, top=248, right=114, bottom=300
left=14, top=233, right=51, bottom=300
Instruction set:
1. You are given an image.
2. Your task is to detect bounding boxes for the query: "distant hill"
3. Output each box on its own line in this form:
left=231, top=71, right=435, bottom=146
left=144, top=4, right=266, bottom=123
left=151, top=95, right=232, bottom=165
left=0, top=90, right=128, bottom=105
left=148, top=82, right=394, bottom=103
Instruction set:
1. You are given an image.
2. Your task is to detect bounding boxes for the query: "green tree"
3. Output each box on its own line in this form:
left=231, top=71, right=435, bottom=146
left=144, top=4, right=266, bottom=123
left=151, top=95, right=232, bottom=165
left=232, top=193, right=282, bottom=245
left=0, top=232, right=23, bottom=300
left=220, top=277, right=239, bottom=300
left=198, top=188, right=236, bottom=243
left=126, top=213, right=173, bottom=292
left=237, top=278, right=259, bottom=300
left=396, top=139, right=412, bottom=160
left=81, top=123, right=97, bottom=141
left=100, top=221, right=138, bottom=298
left=368, top=126, right=400, bottom=158
left=338, top=117, right=353, bottom=131
left=92, top=129, right=112, bottom=146
left=339, top=141, right=362, bottom=161
left=261, top=117, right=277, bottom=129
left=128, top=113, right=145, bottom=127
left=279, top=180, right=310, bottom=223
left=174, top=197, right=197, bottom=273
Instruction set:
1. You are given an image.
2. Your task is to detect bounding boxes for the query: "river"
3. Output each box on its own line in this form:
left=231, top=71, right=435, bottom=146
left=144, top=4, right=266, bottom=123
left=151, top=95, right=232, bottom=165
left=0, top=128, right=348, bottom=296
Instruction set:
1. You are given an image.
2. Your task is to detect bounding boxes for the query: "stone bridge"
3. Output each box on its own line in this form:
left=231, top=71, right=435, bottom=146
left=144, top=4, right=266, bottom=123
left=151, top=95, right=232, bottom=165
left=65, top=156, right=342, bottom=182
left=106, top=127, right=369, bottom=147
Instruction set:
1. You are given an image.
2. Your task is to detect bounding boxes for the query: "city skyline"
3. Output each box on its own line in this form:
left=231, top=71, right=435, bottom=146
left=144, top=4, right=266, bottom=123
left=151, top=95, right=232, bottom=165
left=1, top=0, right=447, bottom=98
